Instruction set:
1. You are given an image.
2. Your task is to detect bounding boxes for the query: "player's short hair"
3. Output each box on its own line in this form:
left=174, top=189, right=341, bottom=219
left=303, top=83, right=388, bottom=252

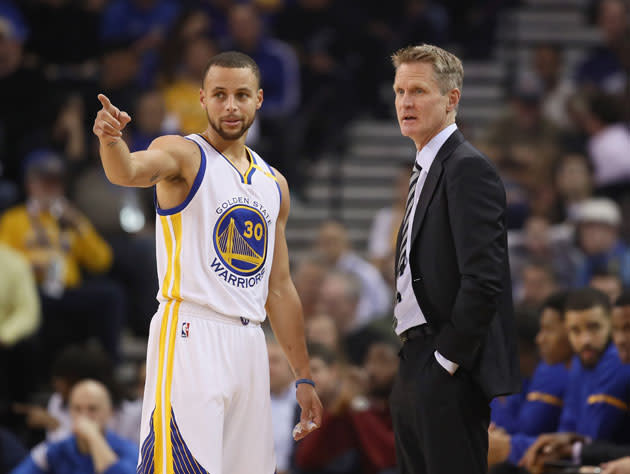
left=391, top=44, right=463, bottom=95
left=202, top=51, right=261, bottom=88
left=541, top=290, right=569, bottom=319
left=565, top=287, right=611, bottom=315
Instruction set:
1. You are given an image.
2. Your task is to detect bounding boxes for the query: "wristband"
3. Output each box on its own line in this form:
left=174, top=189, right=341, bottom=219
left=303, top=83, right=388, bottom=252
left=295, top=378, right=315, bottom=388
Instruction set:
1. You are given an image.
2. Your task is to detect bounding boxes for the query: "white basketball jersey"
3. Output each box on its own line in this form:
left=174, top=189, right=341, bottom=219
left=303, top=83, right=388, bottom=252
left=155, top=133, right=282, bottom=323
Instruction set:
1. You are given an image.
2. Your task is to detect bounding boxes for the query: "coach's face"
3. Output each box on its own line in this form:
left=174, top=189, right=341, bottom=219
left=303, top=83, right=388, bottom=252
left=394, top=62, right=459, bottom=150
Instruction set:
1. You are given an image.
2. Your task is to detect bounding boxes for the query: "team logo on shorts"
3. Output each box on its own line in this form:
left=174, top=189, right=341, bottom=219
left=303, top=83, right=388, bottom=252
left=212, top=205, right=268, bottom=286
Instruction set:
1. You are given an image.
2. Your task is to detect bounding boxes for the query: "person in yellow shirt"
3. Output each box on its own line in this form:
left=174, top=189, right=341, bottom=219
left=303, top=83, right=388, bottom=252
left=0, top=242, right=40, bottom=429
left=0, top=150, right=124, bottom=364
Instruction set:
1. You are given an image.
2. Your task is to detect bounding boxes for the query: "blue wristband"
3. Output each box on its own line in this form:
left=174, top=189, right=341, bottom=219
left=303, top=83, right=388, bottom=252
left=295, top=378, right=315, bottom=388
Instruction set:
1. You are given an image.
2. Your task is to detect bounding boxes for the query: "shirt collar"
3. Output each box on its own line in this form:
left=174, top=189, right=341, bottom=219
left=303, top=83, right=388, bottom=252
left=415, top=123, right=458, bottom=170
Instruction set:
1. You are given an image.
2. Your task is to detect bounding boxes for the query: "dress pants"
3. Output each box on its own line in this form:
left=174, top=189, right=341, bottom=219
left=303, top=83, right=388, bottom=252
left=390, top=332, right=490, bottom=474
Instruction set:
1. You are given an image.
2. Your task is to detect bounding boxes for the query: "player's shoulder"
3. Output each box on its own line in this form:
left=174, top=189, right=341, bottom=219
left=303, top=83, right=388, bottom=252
left=149, top=134, right=195, bottom=151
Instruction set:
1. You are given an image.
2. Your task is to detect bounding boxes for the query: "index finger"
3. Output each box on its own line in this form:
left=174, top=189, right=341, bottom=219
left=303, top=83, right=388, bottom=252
left=97, top=94, right=113, bottom=111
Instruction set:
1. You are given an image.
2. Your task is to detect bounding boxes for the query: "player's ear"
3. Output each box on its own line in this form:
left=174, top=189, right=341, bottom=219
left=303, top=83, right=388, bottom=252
left=200, top=87, right=207, bottom=109
left=256, top=89, right=263, bottom=110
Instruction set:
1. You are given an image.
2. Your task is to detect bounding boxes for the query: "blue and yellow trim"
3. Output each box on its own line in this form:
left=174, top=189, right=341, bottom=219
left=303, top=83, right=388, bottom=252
left=137, top=213, right=206, bottom=473
left=137, top=408, right=209, bottom=474
left=197, top=134, right=259, bottom=185
left=587, top=394, right=628, bottom=411
left=526, top=391, right=564, bottom=407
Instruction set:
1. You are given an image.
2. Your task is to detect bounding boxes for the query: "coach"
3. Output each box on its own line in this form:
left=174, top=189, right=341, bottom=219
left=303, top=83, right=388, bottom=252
left=389, top=44, right=520, bottom=474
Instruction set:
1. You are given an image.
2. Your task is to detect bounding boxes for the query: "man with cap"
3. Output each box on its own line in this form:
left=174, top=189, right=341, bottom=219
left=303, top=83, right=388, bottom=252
left=574, top=197, right=630, bottom=288
left=0, top=150, right=123, bottom=365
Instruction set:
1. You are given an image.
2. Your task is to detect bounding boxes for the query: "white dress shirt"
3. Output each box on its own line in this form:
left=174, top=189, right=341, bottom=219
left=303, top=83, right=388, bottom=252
left=394, top=123, right=459, bottom=375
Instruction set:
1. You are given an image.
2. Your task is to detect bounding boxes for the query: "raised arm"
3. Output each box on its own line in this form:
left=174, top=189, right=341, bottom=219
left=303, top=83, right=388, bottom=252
left=92, top=94, right=182, bottom=188
left=265, top=169, right=323, bottom=439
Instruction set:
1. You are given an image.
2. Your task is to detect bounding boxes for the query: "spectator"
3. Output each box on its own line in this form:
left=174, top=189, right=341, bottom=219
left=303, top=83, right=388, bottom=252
left=273, top=0, right=363, bottom=160
left=100, top=0, right=181, bottom=88
left=575, top=0, right=629, bottom=94
left=527, top=44, right=575, bottom=131
left=553, top=152, right=594, bottom=222
left=517, top=261, right=559, bottom=312
left=12, top=345, right=127, bottom=444
left=292, top=257, right=326, bottom=321
left=367, top=166, right=409, bottom=281
left=20, top=0, right=102, bottom=97
left=590, top=269, right=624, bottom=305
left=315, top=220, right=391, bottom=324
left=161, top=35, right=218, bottom=135
left=574, top=198, right=630, bottom=288
left=520, top=288, right=630, bottom=471
left=514, top=291, right=630, bottom=470
left=267, top=335, right=298, bottom=474
left=128, top=89, right=173, bottom=153
left=0, top=151, right=125, bottom=363
left=224, top=3, right=301, bottom=192
left=305, top=313, right=343, bottom=355
left=490, top=308, right=540, bottom=438
left=580, top=92, right=630, bottom=194
left=0, top=427, right=28, bottom=473
left=11, top=379, right=138, bottom=474
left=509, top=216, right=581, bottom=291
left=489, top=292, right=572, bottom=469
left=0, top=4, right=55, bottom=188
left=157, top=8, right=213, bottom=85
left=0, top=243, right=40, bottom=425
left=480, top=78, right=562, bottom=207
left=294, top=340, right=398, bottom=474
left=318, top=271, right=388, bottom=366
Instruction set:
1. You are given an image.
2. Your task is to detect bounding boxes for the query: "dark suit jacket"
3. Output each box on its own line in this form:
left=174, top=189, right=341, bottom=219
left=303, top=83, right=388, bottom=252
left=395, top=129, right=520, bottom=400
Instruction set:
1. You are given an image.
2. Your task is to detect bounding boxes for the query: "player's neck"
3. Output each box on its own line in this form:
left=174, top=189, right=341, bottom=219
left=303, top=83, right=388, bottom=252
left=202, top=130, right=250, bottom=169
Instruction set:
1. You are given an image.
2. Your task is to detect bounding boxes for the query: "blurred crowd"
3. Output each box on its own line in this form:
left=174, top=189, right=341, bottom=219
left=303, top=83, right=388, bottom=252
left=0, top=0, right=630, bottom=473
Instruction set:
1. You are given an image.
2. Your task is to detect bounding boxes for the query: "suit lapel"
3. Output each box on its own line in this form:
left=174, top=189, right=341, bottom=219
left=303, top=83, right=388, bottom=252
left=410, top=130, right=465, bottom=244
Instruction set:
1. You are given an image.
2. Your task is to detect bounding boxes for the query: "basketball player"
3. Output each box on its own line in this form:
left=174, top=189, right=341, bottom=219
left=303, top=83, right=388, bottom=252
left=92, top=51, right=322, bottom=474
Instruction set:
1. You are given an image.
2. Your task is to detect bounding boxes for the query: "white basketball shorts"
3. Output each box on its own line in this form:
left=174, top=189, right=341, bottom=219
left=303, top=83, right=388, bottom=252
left=137, top=301, right=276, bottom=474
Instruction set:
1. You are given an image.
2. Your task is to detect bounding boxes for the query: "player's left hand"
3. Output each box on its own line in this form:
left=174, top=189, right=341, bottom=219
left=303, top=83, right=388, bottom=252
left=293, top=383, right=323, bottom=441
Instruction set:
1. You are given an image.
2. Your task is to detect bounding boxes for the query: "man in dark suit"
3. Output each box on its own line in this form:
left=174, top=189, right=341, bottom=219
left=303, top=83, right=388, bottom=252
left=388, top=44, right=520, bottom=474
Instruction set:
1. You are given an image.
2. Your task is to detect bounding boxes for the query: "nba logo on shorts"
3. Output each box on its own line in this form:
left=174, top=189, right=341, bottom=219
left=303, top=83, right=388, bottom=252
left=181, top=322, right=190, bottom=338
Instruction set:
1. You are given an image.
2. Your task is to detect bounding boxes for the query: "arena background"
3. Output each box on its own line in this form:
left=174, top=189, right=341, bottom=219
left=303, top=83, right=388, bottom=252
left=1, top=0, right=629, bottom=473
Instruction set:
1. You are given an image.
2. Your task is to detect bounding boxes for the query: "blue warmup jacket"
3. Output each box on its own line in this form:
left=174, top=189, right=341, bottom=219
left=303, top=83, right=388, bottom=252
left=10, top=431, right=138, bottom=474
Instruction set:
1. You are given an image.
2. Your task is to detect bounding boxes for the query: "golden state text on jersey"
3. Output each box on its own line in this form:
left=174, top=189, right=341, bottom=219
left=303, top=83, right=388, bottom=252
left=155, top=133, right=281, bottom=323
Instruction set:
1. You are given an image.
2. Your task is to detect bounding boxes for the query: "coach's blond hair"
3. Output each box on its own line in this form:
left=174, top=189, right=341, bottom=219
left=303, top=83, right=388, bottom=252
left=391, top=44, right=464, bottom=95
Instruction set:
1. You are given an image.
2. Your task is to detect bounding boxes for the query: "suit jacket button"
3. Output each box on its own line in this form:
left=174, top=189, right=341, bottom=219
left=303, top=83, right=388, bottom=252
left=413, top=276, right=423, bottom=283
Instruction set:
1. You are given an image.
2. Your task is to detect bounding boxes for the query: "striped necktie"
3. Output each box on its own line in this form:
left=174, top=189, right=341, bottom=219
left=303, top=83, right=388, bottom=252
left=397, top=161, right=422, bottom=277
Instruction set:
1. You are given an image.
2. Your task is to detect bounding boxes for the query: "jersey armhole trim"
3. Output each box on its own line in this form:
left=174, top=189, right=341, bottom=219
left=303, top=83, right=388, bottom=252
left=261, top=159, right=282, bottom=205
left=155, top=138, right=207, bottom=216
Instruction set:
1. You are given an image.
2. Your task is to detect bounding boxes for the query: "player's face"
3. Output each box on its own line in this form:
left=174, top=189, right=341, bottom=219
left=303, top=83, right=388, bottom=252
left=394, top=61, right=458, bottom=149
left=612, top=306, right=630, bottom=363
left=201, top=66, right=262, bottom=141
left=565, top=306, right=611, bottom=368
left=536, top=308, right=572, bottom=365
